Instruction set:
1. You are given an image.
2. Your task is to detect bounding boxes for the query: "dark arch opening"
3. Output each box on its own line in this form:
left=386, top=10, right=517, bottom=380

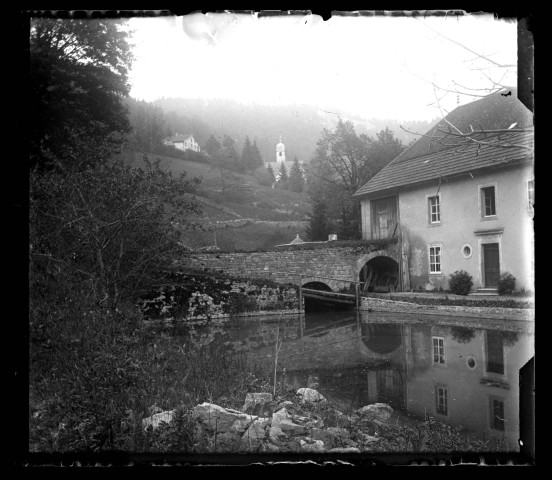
left=361, top=323, right=402, bottom=354
left=302, top=282, right=352, bottom=312
left=359, top=256, right=400, bottom=293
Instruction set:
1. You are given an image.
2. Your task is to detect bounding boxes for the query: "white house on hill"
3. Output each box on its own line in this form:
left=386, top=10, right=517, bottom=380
left=163, top=133, right=201, bottom=152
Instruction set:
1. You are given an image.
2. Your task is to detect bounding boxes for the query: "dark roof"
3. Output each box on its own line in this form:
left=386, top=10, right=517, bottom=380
left=354, top=88, right=534, bottom=198
left=393, top=88, right=533, bottom=164
left=353, top=130, right=533, bottom=198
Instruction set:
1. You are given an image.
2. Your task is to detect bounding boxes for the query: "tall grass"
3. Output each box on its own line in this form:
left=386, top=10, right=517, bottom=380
left=29, top=299, right=271, bottom=453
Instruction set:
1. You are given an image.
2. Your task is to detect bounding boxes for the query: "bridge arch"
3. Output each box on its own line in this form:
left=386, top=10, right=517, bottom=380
left=356, top=250, right=400, bottom=292
left=301, top=281, right=333, bottom=292
left=300, top=276, right=341, bottom=292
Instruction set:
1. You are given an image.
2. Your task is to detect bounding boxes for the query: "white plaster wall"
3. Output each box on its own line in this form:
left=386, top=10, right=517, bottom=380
left=396, top=165, right=534, bottom=291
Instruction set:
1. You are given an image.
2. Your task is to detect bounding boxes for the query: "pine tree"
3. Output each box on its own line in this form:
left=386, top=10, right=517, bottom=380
left=288, top=156, right=305, bottom=193
left=266, top=164, right=276, bottom=184
left=221, top=136, right=240, bottom=171
left=251, top=140, right=264, bottom=170
left=240, top=135, right=254, bottom=173
left=203, top=135, right=222, bottom=155
left=276, top=162, right=289, bottom=189
left=306, top=199, right=332, bottom=241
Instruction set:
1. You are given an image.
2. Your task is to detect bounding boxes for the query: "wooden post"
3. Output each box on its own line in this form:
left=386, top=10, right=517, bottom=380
left=298, top=277, right=303, bottom=313
left=355, top=282, right=360, bottom=310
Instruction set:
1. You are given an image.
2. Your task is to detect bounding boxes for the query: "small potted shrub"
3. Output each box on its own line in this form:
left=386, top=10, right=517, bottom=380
left=497, top=272, right=516, bottom=295
left=448, top=270, right=473, bottom=295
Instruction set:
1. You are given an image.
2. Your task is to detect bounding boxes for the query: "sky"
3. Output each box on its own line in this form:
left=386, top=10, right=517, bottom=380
left=127, top=12, right=518, bottom=122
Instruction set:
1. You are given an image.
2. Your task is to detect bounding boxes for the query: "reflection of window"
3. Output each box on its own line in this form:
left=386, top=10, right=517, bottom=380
left=481, top=186, right=496, bottom=217
left=428, top=196, right=441, bottom=223
left=490, top=397, right=505, bottom=431
left=435, top=385, right=448, bottom=415
left=279, top=152, right=283, bottom=157
left=432, top=336, right=445, bottom=364
left=527, top=179, right=535, bottom=210
left=429, top=245, right=442, bottom=274
left=486, top=331, right=505, bottom=375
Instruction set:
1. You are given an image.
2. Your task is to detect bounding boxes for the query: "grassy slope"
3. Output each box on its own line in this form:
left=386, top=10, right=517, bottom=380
left=119, top=149, right=311, bottom=250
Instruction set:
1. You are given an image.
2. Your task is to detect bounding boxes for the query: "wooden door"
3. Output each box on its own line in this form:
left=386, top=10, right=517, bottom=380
left=483, top=243, right=500, bottom=287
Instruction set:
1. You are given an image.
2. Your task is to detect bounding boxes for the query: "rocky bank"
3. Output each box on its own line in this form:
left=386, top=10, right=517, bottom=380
left=142, top=388, right=393, bottom=453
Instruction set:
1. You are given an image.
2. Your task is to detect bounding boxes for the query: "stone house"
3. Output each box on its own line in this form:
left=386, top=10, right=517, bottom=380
left=353, top=88, right=534, bottom=293
left=163, top=133, right=201, bottom=152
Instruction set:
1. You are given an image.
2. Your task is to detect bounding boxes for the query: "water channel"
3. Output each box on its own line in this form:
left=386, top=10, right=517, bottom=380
left=151, top=309, right=534, bottom=451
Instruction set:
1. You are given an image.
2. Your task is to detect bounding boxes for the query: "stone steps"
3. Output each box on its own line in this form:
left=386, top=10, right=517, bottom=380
left=469, top=288, right=499, bottom=296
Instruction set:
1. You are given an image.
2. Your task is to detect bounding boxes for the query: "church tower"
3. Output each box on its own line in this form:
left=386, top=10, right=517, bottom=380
left=276, top=135, right=286, bottom=162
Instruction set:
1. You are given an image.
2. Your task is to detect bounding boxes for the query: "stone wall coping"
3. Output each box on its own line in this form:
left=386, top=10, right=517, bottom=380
left=360, top=297, right=534, bottom=321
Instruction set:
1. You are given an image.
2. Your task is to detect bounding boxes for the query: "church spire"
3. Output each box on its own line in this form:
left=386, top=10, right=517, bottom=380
left=276, top=135, right=286, bottom=162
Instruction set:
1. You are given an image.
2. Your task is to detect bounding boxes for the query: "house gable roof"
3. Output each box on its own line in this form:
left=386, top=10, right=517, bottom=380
left=171, top=134, right=195, bottom=142
left=354, top=88, right=534, bottom=198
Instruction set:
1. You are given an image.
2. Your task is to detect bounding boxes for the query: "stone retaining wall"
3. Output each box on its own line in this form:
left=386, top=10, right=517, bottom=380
left=359, top=296, right=534, bottom=321
left=138, top=273, right=301, bottom=320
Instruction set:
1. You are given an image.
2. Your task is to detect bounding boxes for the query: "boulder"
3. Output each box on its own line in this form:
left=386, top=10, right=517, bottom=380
left=270, top=407, right=307, bottom=439
left=231, top=415, right=270, bottom=434
left=326, top=427, right=350, bottom=439
left=296, top=387, right=326, bottom=404
left=213, top=431, right=242, bottom=452
left=300, top=437, right=325, bottom=452
left=357, top=432, right=379, bottom=444
left=142, top=410, right=176, bottom=430
left=329, top=447, right=361, bottom=453
left=355, top=403, right=393, bottom=423
left=240, top=418, right=269, bottom=451
left=193, top=402, right=266, bottom=434
left=241, top=392, right=274, bottom=415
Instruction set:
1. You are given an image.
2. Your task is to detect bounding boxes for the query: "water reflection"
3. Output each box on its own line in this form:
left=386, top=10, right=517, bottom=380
left=156, top=310, right=533, bottom=450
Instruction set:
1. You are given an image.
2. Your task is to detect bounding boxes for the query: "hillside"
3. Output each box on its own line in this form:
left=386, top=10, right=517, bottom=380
left=118, top=149, right=311, bottom=251
left=152, top=97, right=437, bottom=165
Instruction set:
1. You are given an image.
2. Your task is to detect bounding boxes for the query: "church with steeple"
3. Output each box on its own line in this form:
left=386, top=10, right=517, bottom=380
left=264, top=135, right=303, bottom=184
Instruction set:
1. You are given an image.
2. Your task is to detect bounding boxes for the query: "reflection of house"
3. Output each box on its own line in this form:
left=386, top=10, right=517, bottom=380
left=404, top=323, right=532, bottom=446
left=163, top=133, right=201, bottom=152
left=353, top=89, right=534, bottom=292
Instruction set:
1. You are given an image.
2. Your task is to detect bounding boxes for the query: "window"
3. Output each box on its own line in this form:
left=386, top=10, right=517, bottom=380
left=279, top=152, right=283, bottom=157
left=462, top=244, right=473, bottom=259
left=377, top=206, right=389, bottom=230
left=527, top=179, right=534, bottom=210
left=435, top=386, right=448, bottom=415
left=481, top=186, right=496, bottom=217
left=428, top=196, right=441, bottom=223
left=490, top=398, right=505, bottom=431
left=432, top=336, right=445, bottom=364
left=429, top=245, right=442, bottom=274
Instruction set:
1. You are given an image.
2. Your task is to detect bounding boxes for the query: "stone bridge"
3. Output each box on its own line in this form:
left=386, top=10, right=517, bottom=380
left=176, top=239, right=406, bottom=292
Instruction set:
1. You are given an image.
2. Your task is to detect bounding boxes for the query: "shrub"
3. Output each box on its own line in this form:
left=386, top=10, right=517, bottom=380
left=498, top=272, right=516, bottom=295
left=448, top=270, right=473, bottom=295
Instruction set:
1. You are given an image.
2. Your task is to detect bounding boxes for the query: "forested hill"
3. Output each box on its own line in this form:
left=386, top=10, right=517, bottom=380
left=152, top=97, right=437, bottom=164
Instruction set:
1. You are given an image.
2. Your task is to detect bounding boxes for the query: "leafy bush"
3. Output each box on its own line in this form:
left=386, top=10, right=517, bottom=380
left=498, top=272, right=516, bottom=295
left=448, top=270, right=473, bottom=295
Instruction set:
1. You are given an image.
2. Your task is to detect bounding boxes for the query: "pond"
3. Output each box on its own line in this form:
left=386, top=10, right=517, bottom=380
left=150, top=309, right=534, bottom=451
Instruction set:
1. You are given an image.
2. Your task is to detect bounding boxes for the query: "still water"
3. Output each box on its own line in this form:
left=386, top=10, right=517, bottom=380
left=153, top=310, right=534, bottom=450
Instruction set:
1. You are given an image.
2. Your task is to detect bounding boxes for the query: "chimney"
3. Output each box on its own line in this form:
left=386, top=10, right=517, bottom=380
left=328, top=234, right=337, bottom=241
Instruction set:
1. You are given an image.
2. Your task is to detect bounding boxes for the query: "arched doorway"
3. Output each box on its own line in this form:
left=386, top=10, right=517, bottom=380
left=302, top=281, right=351, bottom=312
left=359, top=256, right=400, bottom=292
